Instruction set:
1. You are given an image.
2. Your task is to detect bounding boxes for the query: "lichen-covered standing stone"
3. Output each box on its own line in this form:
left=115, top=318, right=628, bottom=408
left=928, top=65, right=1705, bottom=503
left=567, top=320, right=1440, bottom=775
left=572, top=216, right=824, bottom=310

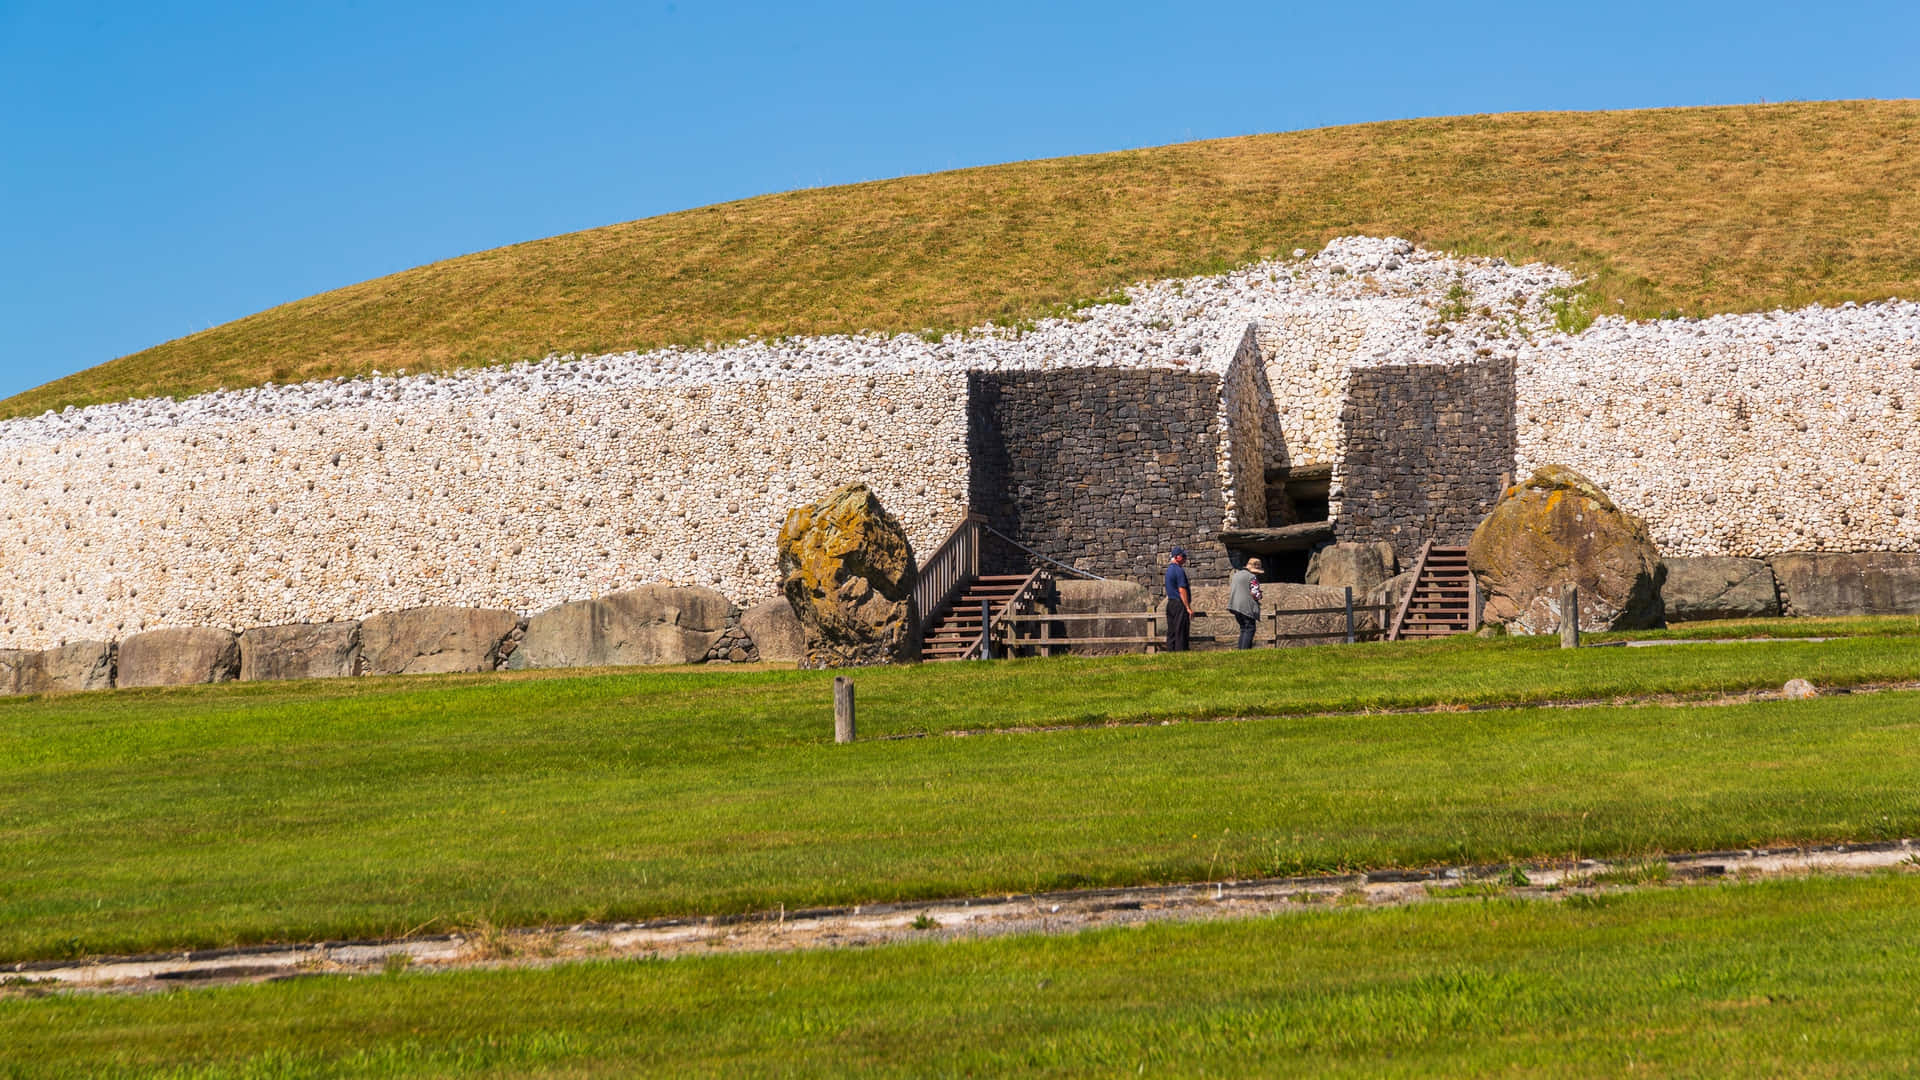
left=1467, top=465, right=1663, bottom=634
left=777, top=483, right=918, bottom=667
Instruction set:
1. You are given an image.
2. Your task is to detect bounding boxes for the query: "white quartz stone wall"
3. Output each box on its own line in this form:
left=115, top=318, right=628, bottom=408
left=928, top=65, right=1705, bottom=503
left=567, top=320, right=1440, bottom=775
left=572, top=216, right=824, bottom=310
left=0, top=374, right=970, bottom=650
left=1516, top=303, right=1920, bottom=558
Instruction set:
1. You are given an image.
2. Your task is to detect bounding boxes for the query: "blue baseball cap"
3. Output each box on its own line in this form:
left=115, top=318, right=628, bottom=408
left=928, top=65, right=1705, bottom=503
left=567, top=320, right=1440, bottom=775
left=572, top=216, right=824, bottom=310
left=1170, top=545, right=1187, bottom=558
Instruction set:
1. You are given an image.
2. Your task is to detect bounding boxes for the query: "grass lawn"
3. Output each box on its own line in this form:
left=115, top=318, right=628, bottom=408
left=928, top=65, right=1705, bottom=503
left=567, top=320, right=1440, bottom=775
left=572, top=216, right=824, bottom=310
left=1591, top=614, right=1920, bottom=642
left=9, top=100, right=1919, bottom=416
left=3, top=636, right=1918, bottom=962
left=5, top=873, right=1919, bottom=1077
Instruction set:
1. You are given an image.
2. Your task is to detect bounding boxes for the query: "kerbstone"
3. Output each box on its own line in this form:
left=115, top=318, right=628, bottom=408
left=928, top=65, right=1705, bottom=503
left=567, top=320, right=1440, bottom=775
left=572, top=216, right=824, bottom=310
left=740, top=600, right=806, bottom=665
left=0, top=640, right=115, bottom=695
left=511, top=585, right=730, bottom=670
left=1305, top=542, right=1399, bottom=594
left=361, top=607, right=520, bottom=675
left=117, top=628, right=240, bottom=687
left=1050, top=579, right=1153, bottom=655
left=1771, top=552, right=1920, bottom=617
left=239, top=622, right=362, bottom=682
left=1661, top=557, right=1780, bottom=621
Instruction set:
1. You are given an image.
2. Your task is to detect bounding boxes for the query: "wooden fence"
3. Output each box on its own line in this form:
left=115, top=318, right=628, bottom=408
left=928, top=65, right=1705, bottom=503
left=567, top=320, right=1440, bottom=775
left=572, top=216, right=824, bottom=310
left=993, top=587, right=1392, bottom=657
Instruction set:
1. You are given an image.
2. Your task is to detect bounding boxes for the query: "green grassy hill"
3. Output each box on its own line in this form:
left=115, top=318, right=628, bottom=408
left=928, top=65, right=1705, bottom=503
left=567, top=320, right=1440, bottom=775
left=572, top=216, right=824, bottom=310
left=9, top=100, right=1918, bottom=418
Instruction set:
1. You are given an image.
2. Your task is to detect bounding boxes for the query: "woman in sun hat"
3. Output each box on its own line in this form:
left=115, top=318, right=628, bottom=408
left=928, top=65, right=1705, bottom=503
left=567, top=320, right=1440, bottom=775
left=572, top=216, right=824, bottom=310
left=1228, top=557, right=1265, bottom=650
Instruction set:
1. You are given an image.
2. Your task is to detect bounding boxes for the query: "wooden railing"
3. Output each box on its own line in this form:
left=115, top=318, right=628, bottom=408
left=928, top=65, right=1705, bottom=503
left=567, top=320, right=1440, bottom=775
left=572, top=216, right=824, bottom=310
left=1387, top=541, right=1433, bottom=642
left=911, top=512, right=985, bottom=650
left=995, top=588, right=1392, bottom=655
left=975, top=568, right=1052, bottom=660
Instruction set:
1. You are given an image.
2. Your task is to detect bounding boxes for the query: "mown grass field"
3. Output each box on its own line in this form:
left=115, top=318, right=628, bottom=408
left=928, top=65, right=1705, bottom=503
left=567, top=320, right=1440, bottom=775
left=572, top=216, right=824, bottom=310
left=5, top=874, right=1919, bottom=1078
left=4, top=633, right=1919, bottom=962
left=8, top=100, right=1918, bottom=417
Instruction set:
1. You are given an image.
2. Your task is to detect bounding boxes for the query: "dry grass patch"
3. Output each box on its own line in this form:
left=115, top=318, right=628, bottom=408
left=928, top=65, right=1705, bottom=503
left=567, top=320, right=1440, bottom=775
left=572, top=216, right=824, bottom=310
left=9, top=100, right=1919, bottom=417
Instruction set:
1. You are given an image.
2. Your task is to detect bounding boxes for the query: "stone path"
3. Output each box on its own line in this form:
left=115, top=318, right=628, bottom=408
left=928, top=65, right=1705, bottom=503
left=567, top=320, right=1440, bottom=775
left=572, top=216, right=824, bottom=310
left=8, top=841, right=1913, bottom=997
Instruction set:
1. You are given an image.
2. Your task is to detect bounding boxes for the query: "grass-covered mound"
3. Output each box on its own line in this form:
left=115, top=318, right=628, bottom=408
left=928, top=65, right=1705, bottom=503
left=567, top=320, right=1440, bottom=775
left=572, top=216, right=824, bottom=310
left=4, top=632, right=1919, bottom=962
left=7, top=100, right=1917, bottom=417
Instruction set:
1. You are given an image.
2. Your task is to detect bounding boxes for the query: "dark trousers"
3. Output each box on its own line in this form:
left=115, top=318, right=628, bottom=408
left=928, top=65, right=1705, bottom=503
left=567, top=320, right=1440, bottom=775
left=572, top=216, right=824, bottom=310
left=1165, top=601, right=1191, bottom=652
left=1234, top=611, right=1258, bottom=650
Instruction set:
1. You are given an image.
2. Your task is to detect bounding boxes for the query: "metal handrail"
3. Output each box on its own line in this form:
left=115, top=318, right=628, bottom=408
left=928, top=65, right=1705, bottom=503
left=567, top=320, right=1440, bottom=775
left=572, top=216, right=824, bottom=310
left=980, top=524, right=1106, bottom=581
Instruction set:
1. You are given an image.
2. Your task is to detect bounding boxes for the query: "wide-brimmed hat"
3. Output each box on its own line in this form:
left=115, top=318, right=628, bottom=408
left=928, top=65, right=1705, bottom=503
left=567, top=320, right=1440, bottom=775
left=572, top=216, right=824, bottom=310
left=1245, top=557, right=1265, bottom=574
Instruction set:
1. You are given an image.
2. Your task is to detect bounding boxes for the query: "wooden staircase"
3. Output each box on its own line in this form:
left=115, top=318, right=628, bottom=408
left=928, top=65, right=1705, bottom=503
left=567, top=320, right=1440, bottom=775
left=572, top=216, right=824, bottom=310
left=920, top=572, right=1051, bottom=661
left=1386, top=542, right=1482, bottom=641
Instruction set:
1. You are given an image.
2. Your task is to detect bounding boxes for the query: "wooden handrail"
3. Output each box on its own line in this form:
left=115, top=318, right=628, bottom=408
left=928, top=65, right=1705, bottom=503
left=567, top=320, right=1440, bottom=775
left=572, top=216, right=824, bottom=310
left=977, top=566, right=1051, bottom=660
left=998, top=604, right=1392, bottom=624
left=911, top=512, right=986, bottom=650
left=1387, top=541, right=1432, bottom=643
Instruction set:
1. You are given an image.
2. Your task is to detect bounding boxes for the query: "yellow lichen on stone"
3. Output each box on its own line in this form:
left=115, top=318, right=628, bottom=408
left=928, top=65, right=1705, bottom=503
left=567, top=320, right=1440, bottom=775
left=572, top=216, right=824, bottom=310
left=776, top=483, right=917, bottom=667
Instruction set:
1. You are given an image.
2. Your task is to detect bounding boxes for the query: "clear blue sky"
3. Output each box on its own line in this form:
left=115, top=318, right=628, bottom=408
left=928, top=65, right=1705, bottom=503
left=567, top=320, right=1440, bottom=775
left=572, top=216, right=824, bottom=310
left=3, top=1, right=1916, bottom=402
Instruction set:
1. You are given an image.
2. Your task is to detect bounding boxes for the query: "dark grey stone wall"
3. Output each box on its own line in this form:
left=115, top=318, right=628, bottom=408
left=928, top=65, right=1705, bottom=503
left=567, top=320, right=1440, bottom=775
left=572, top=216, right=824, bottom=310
left=1337, top=359, right=1516, bottom=565
left=967, top=369, right=1231, bottom=588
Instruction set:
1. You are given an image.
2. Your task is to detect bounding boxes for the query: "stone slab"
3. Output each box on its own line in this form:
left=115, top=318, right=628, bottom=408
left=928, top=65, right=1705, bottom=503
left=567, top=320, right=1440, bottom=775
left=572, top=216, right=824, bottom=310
left=740, top=600, right=806, bottom=665
left=511, top=585, right=731, bottom=670
left=1771, top=552, right=1920, bottom=617
left=117, top=627, right=240, bottom=688
left=360, top=607, right=520, bottom=676
left=1661, top=557, right=1780, bottom=622
left=15, top=640, right=116, bottom=694
left=239, top=622, right=362, bottom=682
left=1049, top=579, right=1152, bottom=655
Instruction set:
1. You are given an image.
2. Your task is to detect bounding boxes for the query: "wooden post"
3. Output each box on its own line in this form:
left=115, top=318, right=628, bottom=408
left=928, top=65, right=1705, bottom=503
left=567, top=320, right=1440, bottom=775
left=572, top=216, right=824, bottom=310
left=1560, top=585, right=1580, bottom=649
left=979, top=598, right=993, bottom=660
left=833, top=677, right=856, bottom=743
left=1343, top=586, right=1355, bottom=645
left=1468, top=573, right=1482, bottom=632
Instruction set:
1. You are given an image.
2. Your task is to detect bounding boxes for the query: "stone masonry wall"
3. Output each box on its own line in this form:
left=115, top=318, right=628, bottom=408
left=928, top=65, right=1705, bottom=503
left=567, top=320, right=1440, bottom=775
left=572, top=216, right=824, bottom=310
left=966, top=368, right=1233, bottom=588
left=0, top=374, right=970, bottom=650
left=1216, top=323, right=1272, bottom=530
left=1336, top=359, right=1517, bottom=565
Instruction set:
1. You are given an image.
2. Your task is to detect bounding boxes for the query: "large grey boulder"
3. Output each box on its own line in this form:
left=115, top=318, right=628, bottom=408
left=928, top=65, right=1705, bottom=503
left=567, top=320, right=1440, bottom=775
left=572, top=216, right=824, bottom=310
left=1467, top=465, right=1664, bottom=634
left=1661, top=557, right=1780, bottom=622
left=117, top=627, right=240, bottom=688
left=239, top=622, right=361, bottom=682
left=740, top=599, right=806, bottom=665
left=0, top=641, right=115, bottom=695
left=1305, top=542, right=1399, bottom=595
left=511, top=585, right=731, bottom=670
left=361, top=607, right=520, bottom=675
left=1771, top=552, right=1920, bottom=617
left=1050, top=579, right=1152, bottom=654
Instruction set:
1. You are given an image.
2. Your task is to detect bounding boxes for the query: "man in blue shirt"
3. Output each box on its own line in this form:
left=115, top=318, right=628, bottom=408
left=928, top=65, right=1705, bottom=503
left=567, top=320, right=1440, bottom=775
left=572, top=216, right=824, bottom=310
left=1164, top=545, right=1194, bottom=652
